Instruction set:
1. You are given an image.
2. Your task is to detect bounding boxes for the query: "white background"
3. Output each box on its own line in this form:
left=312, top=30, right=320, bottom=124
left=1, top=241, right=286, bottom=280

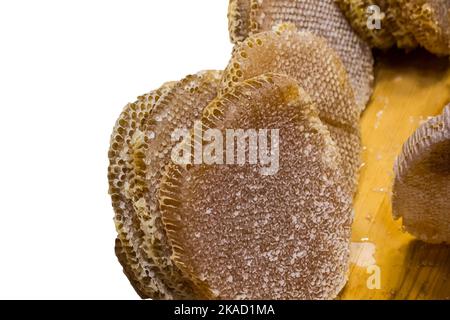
left=0, top=0, right=231, bottom=299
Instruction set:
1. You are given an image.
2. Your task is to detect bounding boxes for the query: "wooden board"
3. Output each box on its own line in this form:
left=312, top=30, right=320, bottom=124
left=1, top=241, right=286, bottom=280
left=340, top=50, right=450, bottom=300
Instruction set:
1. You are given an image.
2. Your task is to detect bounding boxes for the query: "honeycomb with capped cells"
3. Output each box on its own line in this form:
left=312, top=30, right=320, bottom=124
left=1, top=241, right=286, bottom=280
left=393, top=104, right=450, bottom=244
left=242, top=0, right=375, bottom=110
left=222, top=25, right=361, bottom=195
left=159, top=74, right=354, bottom=300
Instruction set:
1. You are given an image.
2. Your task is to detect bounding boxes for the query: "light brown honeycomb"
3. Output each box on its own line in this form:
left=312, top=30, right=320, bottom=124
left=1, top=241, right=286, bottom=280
left=159, top=74, right=353, bottom=299
left=222, top=26, right=361, bottom=194
left=137, top=70, right=222, bottom=299
left=401, top=0, right=450, bottom=55
left=108, top=71, right=222, bottom=299
left=384, top=0, right=420, bottom=49
left=335, top=0, right=419, bottom=50
left=245, top=0, right=374, bottom=110
left=108, top=82, right=176, bottom=299
left=337, top=0, right=450, bottom=54
left=228, top=0, right=252, bottom=43
left=335, top=0, right=396, bottom=48
left=393, top=104, right=450, bottom=244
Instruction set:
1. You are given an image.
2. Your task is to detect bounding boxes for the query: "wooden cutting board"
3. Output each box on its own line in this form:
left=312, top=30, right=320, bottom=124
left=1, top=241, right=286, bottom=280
left=340, top=50, right=450, bottom=300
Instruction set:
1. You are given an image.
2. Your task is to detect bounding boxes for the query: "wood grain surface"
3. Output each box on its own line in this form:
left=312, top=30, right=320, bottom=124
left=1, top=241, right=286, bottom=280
left=340, top=50, right=450, bottom=300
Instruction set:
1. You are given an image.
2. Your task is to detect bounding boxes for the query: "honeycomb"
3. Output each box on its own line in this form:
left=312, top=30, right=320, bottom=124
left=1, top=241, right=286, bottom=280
left=222, top=25, right=361, bottom=194
left=228, top=0, right=251, bottom=43
left=402, top=0, right=450, bottom=55
left=337, top=0, right=450, bottom=54
left=108, top=71, right=222, bottom=299
left=242, top=0, right=375, bottom=110
left=159, top=74, right=353, bottom=299
left=393, top=104, right=450, bottom=244
left=384, top=0, right=420, bottom=49
left=335, top=0, right=396, bottom=48
left=108, top=82, right=176, bottom=299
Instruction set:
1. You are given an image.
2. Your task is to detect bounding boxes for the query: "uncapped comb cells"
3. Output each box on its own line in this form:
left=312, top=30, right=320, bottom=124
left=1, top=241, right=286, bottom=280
left=114, top=238, right=150, bottom=298
left=228, top=0, right=252, bottom=43
left=108, top=82, right=176, bottom=299
left=159, top=73, right=354, bottom=299
left=246, top=0, right=374, bottom=109
left=336, top=0, right=419, bottom=50
left=337, top=1, right=450, bottom=54
left=222, top=26, right=361, bottom=194
left=335, top=0, right=396, bottom=49
left=393, top=104, right=450, bottom=244
left=381, top=0, right=419, bottom=49
left=401, top=0, right=450, bottom=55
left=109, top=71, right=223, bottom=299
left=136, top=70, right=223, bottom=299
